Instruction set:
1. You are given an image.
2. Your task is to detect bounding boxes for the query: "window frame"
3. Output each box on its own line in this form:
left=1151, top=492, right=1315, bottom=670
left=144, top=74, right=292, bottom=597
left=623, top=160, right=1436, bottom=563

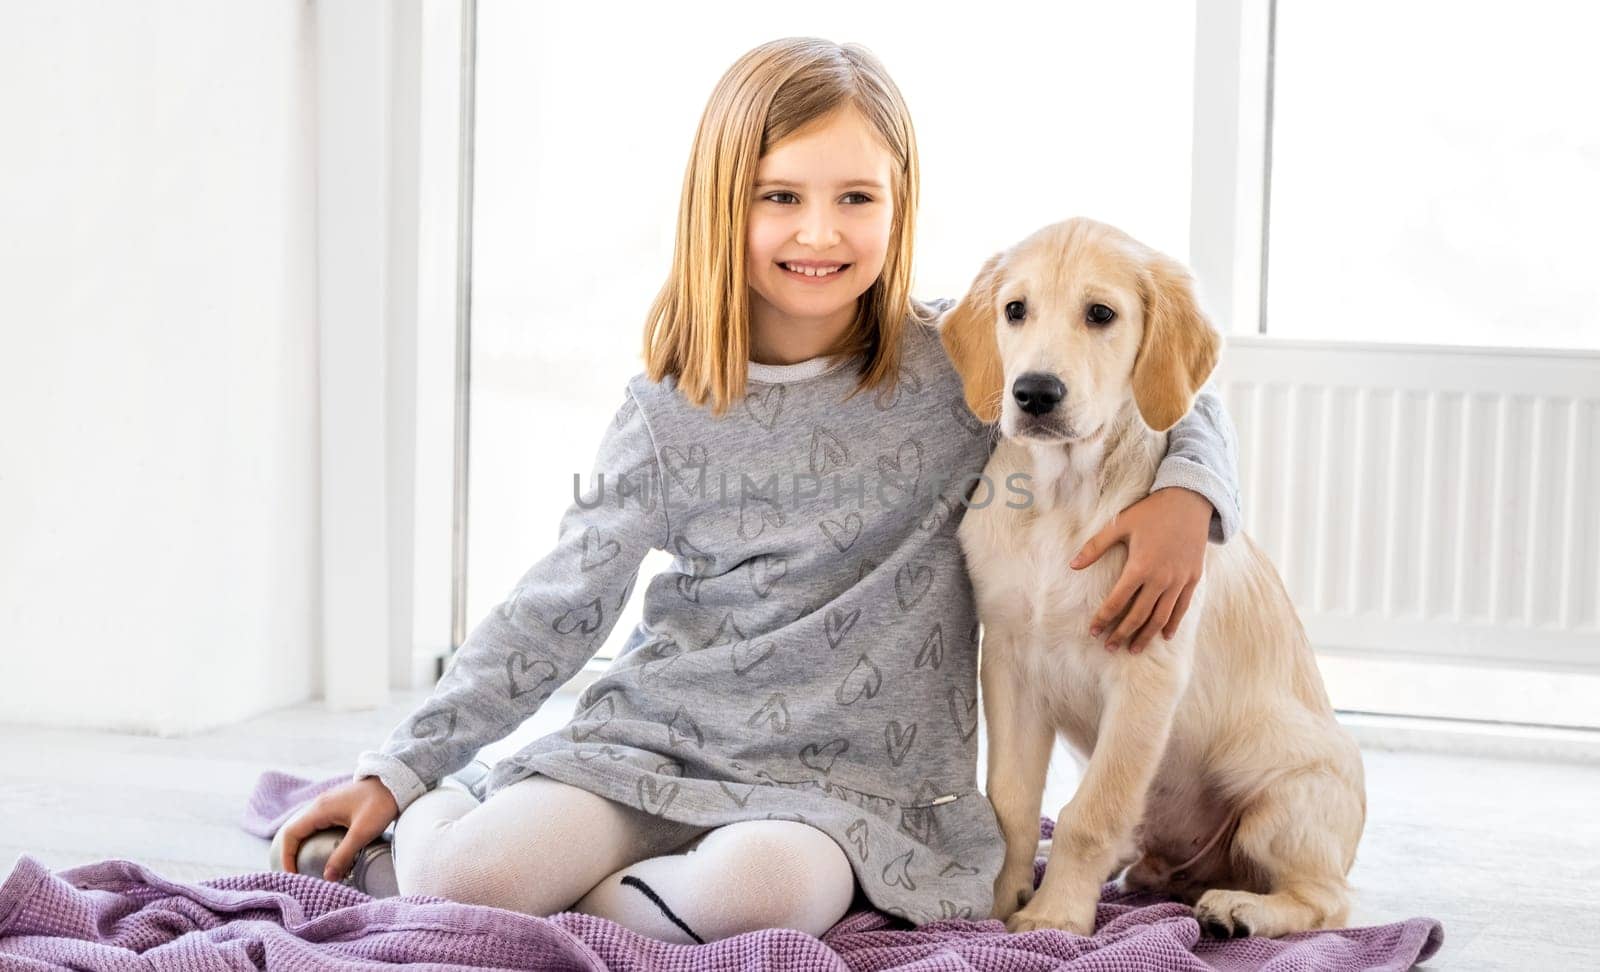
left=438, top=0, right=1600, bottom=717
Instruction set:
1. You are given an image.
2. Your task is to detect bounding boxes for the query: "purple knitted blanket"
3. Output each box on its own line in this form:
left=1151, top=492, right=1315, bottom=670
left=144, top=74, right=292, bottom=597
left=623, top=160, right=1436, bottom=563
left=0, top=770, right=1443, bottom=970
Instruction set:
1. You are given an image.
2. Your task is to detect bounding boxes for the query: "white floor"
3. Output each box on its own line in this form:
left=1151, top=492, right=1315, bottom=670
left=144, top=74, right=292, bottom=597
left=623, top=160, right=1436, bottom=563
left=2, top=687, right=1597, bottom=970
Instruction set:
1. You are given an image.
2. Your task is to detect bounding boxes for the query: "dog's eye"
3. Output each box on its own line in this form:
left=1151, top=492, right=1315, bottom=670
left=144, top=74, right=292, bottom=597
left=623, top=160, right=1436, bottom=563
left=1004, top=300, right=1026, bottom=323
left=1087, top=303, right=1116, bottom=326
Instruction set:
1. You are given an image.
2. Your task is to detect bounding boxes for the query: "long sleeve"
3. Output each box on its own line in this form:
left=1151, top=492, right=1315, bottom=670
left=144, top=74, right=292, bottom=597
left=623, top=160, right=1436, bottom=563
left=1150, top=381, right=1242, bottom=544
left=353, top=385, right=669, bottom=813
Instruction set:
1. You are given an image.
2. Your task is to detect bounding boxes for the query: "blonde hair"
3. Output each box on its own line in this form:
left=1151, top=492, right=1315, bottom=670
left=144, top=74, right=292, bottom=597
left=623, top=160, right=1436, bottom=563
left=642, top=37, right=921, bottom=416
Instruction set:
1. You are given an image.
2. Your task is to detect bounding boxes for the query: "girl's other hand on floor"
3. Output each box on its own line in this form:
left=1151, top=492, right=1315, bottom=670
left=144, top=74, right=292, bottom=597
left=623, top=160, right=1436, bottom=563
left=278, top=777, right=399, bottom=881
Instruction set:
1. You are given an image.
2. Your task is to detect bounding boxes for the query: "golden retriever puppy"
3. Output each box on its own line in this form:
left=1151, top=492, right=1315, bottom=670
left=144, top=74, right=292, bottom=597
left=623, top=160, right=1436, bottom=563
left=940, top=217, right=1365, bottom=939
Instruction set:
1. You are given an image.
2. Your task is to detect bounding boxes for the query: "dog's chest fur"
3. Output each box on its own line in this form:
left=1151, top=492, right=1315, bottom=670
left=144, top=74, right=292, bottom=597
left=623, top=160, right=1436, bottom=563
left=960, top=421, right=1239, bottom=871
left=959, top=423, right=1167, bottom=754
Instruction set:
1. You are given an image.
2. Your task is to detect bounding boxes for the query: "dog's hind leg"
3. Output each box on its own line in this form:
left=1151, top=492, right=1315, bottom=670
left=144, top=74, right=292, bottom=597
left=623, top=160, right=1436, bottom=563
left=1193, top=769, right=1362, bottom=938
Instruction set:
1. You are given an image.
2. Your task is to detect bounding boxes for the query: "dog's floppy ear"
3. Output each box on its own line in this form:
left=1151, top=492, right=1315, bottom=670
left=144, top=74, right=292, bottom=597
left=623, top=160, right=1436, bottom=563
left=939, top=250, right=1007, bottom=424
left=1132, top=251, right=1222, bottom=431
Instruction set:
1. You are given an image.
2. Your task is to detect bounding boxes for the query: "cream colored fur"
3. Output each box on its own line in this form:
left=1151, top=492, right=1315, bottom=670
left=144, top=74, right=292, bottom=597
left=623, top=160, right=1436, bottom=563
left=942, top=217, right=1366, bottom=939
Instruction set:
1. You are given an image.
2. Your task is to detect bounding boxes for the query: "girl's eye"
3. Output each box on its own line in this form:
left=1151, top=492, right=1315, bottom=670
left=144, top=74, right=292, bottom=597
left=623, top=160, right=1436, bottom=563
left=1004, top=300, right=1026, bottom=323
left=760, top=192, right=874, bottom=204
left=1087, top=303, right=1116, bottom=326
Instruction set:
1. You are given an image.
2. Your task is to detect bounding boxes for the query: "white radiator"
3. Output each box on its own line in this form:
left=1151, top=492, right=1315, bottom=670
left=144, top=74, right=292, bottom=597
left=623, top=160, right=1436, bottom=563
left=1213, top=337, right=1600, bottom=672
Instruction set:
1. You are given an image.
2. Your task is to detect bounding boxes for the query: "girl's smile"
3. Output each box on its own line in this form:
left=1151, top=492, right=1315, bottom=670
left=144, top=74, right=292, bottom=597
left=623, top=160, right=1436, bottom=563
left=777, top=260, right=853, bottom=282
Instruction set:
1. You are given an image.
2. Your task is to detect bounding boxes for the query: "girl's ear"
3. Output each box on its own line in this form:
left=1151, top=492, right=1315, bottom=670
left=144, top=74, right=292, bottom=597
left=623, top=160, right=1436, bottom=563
left=1131, top=250, right=1222, bottom=431
left=939, top=250, right=1007, bottom=424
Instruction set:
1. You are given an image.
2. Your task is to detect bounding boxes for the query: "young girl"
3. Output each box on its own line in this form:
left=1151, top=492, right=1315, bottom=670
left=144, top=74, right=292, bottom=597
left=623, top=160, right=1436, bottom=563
left=272, top=36, right=1242, bottom=943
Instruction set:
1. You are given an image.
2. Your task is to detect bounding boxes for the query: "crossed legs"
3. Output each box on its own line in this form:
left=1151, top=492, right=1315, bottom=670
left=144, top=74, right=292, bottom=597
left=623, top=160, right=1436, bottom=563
left=393, top=773, right=856, bottom=943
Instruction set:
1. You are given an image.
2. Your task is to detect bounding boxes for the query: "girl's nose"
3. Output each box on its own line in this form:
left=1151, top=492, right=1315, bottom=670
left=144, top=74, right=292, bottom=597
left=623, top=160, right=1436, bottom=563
left=795, top=204, right=840, bottom=248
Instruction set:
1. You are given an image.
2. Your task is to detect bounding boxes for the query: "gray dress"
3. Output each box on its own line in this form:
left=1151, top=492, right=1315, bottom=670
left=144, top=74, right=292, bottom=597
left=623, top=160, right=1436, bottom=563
left=353, top=299, right=1242, bottom=925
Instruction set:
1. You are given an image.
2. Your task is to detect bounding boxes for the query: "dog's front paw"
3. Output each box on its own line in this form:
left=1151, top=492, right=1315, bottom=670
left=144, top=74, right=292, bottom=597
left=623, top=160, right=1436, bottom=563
left=1003, top=891, right=1096, bottom=936
left=1194, top=889, right=1264, bottom=939
left=991, top=866, right=1035, bottom=922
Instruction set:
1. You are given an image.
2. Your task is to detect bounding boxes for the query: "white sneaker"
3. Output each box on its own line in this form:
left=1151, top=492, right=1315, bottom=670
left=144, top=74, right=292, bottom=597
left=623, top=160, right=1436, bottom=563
left=439, top=758, right=493, bottom=801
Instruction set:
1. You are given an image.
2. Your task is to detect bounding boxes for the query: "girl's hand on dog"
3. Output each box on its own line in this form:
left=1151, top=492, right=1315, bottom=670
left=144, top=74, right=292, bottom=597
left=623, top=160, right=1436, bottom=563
left=1070, top=486, right=1214, bottom=653
left=278, top=777, right=399, bottom=881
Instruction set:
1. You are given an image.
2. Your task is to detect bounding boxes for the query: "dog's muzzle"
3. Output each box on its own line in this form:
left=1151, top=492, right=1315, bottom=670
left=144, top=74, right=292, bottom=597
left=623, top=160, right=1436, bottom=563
left=1012, top=372, right=1065, bottom=416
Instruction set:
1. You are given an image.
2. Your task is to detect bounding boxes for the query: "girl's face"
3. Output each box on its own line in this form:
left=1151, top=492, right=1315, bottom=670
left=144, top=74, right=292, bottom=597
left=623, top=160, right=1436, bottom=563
left=746, top=106, right=896, bottom=340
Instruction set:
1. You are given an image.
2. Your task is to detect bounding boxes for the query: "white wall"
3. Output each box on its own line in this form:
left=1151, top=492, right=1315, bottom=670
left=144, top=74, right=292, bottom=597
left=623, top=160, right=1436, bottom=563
left=0, top=2, right=322, bottom=733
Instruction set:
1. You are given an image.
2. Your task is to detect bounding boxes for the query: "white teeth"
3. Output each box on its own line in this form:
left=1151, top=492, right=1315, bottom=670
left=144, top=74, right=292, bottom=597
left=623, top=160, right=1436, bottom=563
left=783, top=263, right=843, bottom=277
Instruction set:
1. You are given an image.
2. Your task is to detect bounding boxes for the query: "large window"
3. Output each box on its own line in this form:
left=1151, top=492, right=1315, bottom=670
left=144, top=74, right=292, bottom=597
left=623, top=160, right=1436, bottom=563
left=449, top=1, right=1599, bottom=731
left=1197, top=0, right=1600, bottom=730
left=1265, top=0, right=1599, bottom=350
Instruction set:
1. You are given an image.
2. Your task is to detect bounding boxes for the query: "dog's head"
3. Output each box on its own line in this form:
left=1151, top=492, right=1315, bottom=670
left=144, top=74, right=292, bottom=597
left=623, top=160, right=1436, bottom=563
left=940, top=217, right=1221, bottom=441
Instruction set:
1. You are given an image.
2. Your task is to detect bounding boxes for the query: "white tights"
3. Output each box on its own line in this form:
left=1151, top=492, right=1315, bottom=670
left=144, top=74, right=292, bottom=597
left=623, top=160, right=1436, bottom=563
left=391, top=774, right=858, bottom=944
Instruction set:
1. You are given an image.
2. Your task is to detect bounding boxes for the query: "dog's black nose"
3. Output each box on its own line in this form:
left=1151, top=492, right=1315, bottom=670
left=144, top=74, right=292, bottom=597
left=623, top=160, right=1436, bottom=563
left=1012, top=373, right=1065, bottom=416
